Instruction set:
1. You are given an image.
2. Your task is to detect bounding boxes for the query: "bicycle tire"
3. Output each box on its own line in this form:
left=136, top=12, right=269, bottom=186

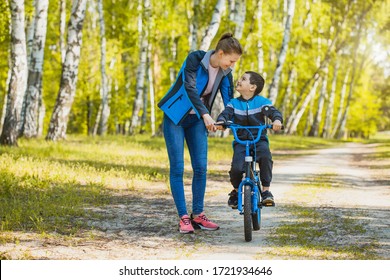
left=244, top=184, right=252, bottom=242
left=252, top=211, right=260, bottom=231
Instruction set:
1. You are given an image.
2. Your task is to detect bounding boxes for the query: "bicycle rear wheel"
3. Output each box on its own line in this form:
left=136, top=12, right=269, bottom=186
left=244, top=184, right=252, bottom=242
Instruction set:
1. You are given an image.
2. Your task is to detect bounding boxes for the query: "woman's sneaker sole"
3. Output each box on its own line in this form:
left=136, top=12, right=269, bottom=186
left=179, top=228, right=194, bottom=234
left=191, top=222, right=219, bottom=231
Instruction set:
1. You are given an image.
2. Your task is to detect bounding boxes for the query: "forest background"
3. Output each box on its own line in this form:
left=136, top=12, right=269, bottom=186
left=0, top=0, right=389, bottom=146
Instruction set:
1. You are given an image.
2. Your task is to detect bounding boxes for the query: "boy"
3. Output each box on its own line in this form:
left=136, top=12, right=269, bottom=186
left=216, top=71, right=283, bottom=208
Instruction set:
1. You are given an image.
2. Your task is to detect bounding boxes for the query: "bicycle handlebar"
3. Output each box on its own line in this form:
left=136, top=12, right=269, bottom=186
left=215, top=121, right=275, bottom=145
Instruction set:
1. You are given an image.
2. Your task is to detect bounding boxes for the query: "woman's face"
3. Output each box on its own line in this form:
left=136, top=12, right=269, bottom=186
left=217, top=51, right=241, bottom=70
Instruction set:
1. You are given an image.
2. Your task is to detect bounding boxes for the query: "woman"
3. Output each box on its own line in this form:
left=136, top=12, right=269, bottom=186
left=158, top=33, right=243, bottom=234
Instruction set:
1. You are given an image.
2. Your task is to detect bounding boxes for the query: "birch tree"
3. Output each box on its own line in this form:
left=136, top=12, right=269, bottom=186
left=46, top=0, right=88, bottom=141
left=97, top=0, right=109, bottom=135
left=22, top=0, right=49, bottom=138
left=199, top=0, right=226, bottom=51
left=322, top=58, right=339, bottom=138
left=330, top=69, right=349, bottom=138
left=285, top=74, right=320, bottom=134
left=229, top=0, right=246, bottom=40
left=336, top=3, right=373, bottom=139
left=189, top=0, right=199, bottom=52
left=256, top=0, right=264, bottom=76
left=60, top=0, right=67, bottom=63
left=0, top=0, right=28, bottom=146
left=268, top=0, right=295, bottom=104
left=309, top=62, right=328, bottom=137
left=129, top=0, right=150, bottom=135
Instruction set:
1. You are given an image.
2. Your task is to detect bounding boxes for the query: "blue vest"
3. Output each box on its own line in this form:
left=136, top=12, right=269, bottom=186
left=158, top=60, right=209, bottom=125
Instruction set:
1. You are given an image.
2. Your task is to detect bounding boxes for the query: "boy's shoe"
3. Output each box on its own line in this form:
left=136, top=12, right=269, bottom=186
left=261, top=190, right=275, bottom=207
left=179, top=215, right=194, bottom=234
left=228, top=189, right=238, bottom=209
left=191, top=213, right=220, bottom=231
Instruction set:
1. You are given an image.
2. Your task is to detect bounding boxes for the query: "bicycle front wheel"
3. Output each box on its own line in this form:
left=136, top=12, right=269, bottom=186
left=252, top=190, right=261, bottom=231
left=244, top=184, right=252, bottom=242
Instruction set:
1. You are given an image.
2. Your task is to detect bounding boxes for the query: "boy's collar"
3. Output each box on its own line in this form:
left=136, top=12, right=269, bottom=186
left=238, top=94, right=257, bottom=101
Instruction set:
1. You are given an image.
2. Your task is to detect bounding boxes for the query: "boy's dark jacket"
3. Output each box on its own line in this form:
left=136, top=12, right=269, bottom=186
left=217, top=95, right=283, bottom=140
left=158, top=50, right=234, bottom=125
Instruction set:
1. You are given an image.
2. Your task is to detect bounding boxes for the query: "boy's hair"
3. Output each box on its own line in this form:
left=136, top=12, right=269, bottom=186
left=245, top=71, right=265, bottom=95
left=215, top=33, right=243, bottom=55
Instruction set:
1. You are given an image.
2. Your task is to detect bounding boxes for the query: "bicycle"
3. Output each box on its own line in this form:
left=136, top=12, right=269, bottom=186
left=217, top=121, right=277, bottom=242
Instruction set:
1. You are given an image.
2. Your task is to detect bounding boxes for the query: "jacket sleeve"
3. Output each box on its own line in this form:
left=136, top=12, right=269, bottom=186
left=264, top=105, right=283, bottom=123
left=219, top=73, right=234, bottom=107
left=183, top=51, right=209, bottom=117
left=217, top=103, right=234, bottom=122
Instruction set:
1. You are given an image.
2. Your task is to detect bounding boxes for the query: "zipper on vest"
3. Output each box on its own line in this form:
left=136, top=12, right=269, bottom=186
left=168, top=94, right=183, bottom=108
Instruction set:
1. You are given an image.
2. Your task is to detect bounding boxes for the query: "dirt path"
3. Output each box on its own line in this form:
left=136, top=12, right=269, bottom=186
left=1, top=143, right=389, bottom=259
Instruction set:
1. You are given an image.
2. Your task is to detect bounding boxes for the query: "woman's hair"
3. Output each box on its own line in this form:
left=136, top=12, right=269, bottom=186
left=245, top=71, right=265, bottom=95
left=215, top=33, right=243, bottom=55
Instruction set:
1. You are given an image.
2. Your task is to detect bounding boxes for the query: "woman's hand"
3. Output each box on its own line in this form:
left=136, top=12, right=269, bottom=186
left=202, top=114, right=217, bottom=132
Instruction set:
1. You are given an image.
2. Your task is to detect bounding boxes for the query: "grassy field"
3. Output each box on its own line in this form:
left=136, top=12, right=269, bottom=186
left=1, top=132, right=389, bottom=260
left=0, top=133, right=340, bottom=237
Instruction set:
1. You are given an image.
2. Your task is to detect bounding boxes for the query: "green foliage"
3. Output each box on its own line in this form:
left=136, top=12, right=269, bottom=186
left=0, top=0, right=388, bottom=138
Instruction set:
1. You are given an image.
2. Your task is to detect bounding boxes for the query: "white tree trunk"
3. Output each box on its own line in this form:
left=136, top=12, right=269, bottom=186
left=141, top=46, right=150, bottom=133
left=60, top=0, right=67, bottom=63
left=309, top=63, right=328, bottom=137
left=330, top=69, right=349, bottom=138
left=189, top=0, right=199, bottom=51
left=268, top=0, right=295, bottom=104
left=322, top=59, right=339, bottom=138
left=303, top=95, right=314, bottom=136
left=229, top=0, right=246, bottom=39
left=97, top=0, right=110, bottom=135
left=199, top=0, right=226, bottom=51
left=0, top=55, right=12, bottom=135
left=23, top=0, right=49, bottom=138
left=26, top=0, right=36, bottom=66
left=336, top=4, right=372, bottom=139
left=286, top=74, right=319, bottom=135
left=281, top=67, right=296, bottom=117
left=0, top=0, right=28, bottom=146
left=46, top=0, right=88, bottom=141
left=256, top=0, right=265, bottom=76
left=148, top=52, right=156, bottom=136
left=130, top=0, right=150, bottom=134
left=0, top=93, right=8, bottom=136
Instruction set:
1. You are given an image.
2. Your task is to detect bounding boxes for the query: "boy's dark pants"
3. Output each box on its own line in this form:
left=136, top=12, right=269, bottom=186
left=229, top=139, right=273, bottom=189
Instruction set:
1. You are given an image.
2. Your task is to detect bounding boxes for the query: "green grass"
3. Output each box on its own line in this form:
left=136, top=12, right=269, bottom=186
left=267, top=205, right=379, bottom=260
left=265, top=172, right=383, bottom=260
left=0, top=134, right=341, bottom=238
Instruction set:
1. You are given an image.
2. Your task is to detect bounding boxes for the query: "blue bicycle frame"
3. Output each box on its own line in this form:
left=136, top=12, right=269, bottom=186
left=227, top=123, right=272, bottom=214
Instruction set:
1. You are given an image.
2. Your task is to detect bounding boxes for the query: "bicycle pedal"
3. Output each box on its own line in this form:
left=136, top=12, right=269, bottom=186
left=262, top=201, right=275, bottom=207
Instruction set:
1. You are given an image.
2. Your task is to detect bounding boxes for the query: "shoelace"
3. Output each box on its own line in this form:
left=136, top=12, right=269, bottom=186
left=181, top=217, right=191, bottom=225
left=197, top=214, right=210, bottom=222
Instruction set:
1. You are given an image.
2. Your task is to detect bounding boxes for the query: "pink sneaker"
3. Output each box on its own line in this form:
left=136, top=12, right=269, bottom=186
left=191, top=212, right=220, bottom=231
left=179, top=215, right=194, bottom=234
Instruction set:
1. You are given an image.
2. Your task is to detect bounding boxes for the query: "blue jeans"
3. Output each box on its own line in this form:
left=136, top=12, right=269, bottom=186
left=163, top=114, right=208, bottom=218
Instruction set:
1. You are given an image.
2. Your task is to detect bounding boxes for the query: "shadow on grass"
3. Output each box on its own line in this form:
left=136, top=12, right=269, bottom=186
left=264, top=204, right=388, bottom=260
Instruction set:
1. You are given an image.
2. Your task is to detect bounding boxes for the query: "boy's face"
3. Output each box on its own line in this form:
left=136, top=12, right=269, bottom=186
left=235, top=73, right=256, bottom=96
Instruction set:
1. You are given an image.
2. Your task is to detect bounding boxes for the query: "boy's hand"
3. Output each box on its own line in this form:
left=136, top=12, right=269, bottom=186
left=272, top=120, right=283, bottom=132
left=214, top=121, right=226, bottom=130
